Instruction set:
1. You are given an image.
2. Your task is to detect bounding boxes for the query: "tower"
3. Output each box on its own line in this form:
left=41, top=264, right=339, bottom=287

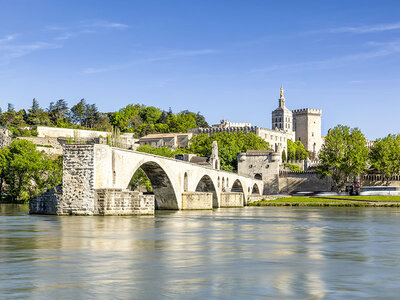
left=292, top=108, right=322, bottom=156
left=271, top=85, right=293, bottom=132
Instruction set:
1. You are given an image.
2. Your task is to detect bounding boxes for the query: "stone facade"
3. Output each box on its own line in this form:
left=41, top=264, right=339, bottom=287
left=238, top=149, right=281, bottom=194
left=292, top=108, right=323, bottom=155
left=139, top=132, right=193, bottom=149
left=190, top=123, right=294, bottom=154
left=220, top=192, right=244, bottom=207
left=30, top=186, right=154, bottom=215
left=0, top=127, right=12, bottom=149
left=182, top=192, right=213, bottom=209
left=62, top=144, right=97, bottom=215
left=95, top=189, right=154, bottom=215
left=29, top=185, right=63, bottom=215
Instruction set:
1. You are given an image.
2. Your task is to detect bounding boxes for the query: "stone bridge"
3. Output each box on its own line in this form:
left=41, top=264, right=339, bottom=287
left=61, top=144, right=263, bottom=214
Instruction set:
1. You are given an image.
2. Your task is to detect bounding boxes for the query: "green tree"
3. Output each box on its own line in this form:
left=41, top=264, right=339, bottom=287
left=48, top=99, right=69, bottom=125
left=129, top=168, right=153, bottom=192
left=317, top=125, right=368, bottom=191
left=188, top=132, right=270, bottom=171
left=2, top=140, right=62, bottom=201
left=70, top=99, right=86, bottom=126
left=110, top=104, right=142, bottom=132
left=287, top=140, right=309, bottom=160
left=167, top=112, right=197, bottom=133
left=139, top=106, right=162, bottom=124
left=136, top=145, right=184, bottom=157
left=0, top=147, right=9, bottom=198
left=370, top=134, right=400, bottom=184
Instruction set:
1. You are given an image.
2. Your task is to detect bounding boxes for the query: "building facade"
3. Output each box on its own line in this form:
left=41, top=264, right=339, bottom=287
left=138, top=132, right=193, bottom=149
left=190, top=86, right=323, bottom=155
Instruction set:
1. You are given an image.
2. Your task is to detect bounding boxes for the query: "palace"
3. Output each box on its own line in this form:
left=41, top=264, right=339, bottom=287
left=190, top=86, right=323, bottom=155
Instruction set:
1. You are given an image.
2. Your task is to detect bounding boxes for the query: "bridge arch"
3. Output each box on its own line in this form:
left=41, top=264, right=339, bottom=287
left=195, top=175, right=218, bottom=208
left=130, top=161, right=178, bottom=210
left=231, top=179, right=244, bottom=193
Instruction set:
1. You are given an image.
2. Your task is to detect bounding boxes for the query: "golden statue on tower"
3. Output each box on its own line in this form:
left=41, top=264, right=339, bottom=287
left=280, top=85, right=284, bottom=98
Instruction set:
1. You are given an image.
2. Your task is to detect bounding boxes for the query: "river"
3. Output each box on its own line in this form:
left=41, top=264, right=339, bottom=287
left=1, top=204, right=400, bottom=299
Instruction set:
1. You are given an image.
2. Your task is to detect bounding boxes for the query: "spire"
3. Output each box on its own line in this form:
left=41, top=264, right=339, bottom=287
left=279, top=85, right=285, bottom=107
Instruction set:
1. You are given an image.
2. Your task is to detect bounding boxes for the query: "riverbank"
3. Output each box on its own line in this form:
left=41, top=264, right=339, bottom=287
left=248, top=196, right=400, bottom=207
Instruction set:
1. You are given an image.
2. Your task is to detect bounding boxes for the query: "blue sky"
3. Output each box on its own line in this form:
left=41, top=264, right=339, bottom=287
left=1, top=0, right=399, bottom=139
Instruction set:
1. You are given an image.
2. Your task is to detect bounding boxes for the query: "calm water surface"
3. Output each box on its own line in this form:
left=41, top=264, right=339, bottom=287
left=1, top=205, right=400, bottom=299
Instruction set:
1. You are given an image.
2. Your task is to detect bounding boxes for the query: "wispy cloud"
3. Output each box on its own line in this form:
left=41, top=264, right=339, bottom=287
left=47, top=20, right=129, bottom=41
left=311, top=21, right=400, bottom=35
left=0, top=35, right=17, bottom=44
left=55, top=32, right=75, bottom=40
left=83, top=49, right=220, bottom=74
left=87, top=21, right=129, bottom=30
left=249, top=41, right=400, bottom=73
left=0, top=42, right=61, bottom=62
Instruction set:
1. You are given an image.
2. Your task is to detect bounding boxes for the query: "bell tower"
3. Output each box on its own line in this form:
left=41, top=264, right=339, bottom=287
left=271, top=85, right=293, bottom=132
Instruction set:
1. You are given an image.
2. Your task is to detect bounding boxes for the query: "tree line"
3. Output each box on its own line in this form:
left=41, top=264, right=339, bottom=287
left=0, top=99, right=208, bottom=138
left=317, top=125, right=400, bottom=191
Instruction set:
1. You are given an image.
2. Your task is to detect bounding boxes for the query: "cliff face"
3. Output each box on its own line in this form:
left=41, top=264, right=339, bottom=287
left=0, top=127, right=12, bottom=149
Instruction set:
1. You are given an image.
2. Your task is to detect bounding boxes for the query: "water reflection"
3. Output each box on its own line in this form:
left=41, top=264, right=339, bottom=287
left=1, top=205, right=400, bottom=298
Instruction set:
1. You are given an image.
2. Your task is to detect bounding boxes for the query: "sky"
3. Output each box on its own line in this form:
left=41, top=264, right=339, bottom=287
left=0, top=0, right=399, bottom=139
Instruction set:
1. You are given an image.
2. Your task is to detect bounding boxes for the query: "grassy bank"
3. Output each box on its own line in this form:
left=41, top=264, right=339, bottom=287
left=318, top=195, right=400, bottom=202
left=249, top=196, right=400, bottom=207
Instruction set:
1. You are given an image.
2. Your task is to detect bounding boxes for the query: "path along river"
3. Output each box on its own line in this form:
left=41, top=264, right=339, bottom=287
left=1, top=204, right=400, bottom=299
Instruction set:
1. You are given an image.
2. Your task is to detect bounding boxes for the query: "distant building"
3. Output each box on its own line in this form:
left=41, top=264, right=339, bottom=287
left=237, top=148, right=281, bottom=194
left=138, top=132, right=193, bottom=149
left=190, top=86, right=323, bottom=156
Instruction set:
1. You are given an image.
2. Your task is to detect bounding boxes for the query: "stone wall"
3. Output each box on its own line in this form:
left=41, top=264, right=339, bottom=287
left=220, top=192, right=243, bottom=207
left=361, top=174, right=400, bottom=187
left=18, top=136, right=63, bottom=155
left=0, top=127, right=12, bottom=149
left=62, top=144, right=96, bottom=215
left=182, top=192, right=213, bottom=209
left=95, top=189, right=154, bottom=215
left=279, top=171, right=332, bottom=193
left=37, top=126, right=109, bottom=139
left=29, top=185, right=63, bottom=215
